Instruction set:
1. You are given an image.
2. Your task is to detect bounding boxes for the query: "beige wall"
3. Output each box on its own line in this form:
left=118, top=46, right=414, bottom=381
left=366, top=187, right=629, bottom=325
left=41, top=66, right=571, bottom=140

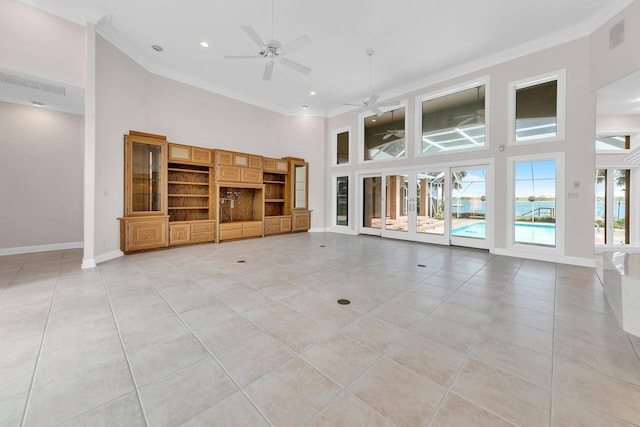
left=589, top=0, right=640, bottom=91
left=0, top=0, right=85, bottom=85
left=0, top=101, right=84, bottom=249
left=327, top=37, right=596, bottom=263
left=94, top=36, right=327, bottom=257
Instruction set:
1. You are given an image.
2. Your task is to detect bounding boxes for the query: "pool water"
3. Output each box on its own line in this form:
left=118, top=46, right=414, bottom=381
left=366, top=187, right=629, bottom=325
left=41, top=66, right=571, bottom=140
left=452, top=222, right=556, bottom=246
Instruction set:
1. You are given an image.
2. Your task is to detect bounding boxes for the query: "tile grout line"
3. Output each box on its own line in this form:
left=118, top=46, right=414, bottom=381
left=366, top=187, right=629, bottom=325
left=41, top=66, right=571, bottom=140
left=133, top=259, right=276, bottom=427
left=19, top=253, right=64, bottom=427
left=97, top=264, right=151, bottom=427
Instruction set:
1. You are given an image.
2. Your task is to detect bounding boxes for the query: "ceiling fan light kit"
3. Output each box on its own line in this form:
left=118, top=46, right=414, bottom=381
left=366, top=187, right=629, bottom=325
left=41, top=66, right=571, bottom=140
left=224, top=0, right=312, bottom=81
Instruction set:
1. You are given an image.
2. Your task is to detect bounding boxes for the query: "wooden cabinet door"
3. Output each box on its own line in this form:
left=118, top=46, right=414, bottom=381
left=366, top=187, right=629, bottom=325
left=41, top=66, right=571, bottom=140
left=191, top=147, right=212, bottom=165
left=128, top=219, right=168, bottom=251
left=216, top=150, right=234, bottom=165
left=168, top=144, right=191, bottom=162
left=263, top=158, right=276, bottom=172
left=280, top=217, right=292, bottom=232
left=169, top=223, right=190, bottom=245
left=217, top=165, right=241, bottom=182
left=241, top=167, right=262, bottom=183
left=248, top=155, right=262, bottom=169
left=233, top=154, right=249, bottom=166
left=292, top=210, right=310, bottom=232
left=243, top=221, right=263, bottom=237
left=275, top=160, right=288, bottom=172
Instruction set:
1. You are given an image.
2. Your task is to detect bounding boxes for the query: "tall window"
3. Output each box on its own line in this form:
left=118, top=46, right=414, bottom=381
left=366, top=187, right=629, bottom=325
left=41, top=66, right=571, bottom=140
left=509, top=70, right=565, bottom=144
left=514, top=160, right=557, bottom=246
left=419, top=83, right=487, bottom=153
left=336, top=176, right=348, bottom=226
left=595, top=168, right=630, bottom=245
left=336, top=130, right=350, bottom=164
left=363, top=107, right=406, bottom=161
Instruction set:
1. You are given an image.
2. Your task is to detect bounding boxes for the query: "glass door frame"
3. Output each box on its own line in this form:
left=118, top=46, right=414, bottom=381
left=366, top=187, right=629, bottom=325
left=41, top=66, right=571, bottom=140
left=357, top=159, right=494, bottom=250
left=595, top=164, right=636, bottom=249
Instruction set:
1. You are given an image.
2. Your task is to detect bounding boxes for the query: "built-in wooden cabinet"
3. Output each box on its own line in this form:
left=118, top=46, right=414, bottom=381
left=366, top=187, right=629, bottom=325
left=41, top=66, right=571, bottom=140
left=121, top=131, right=308, bottom=253
left=168, top=143, right=212, bottom=166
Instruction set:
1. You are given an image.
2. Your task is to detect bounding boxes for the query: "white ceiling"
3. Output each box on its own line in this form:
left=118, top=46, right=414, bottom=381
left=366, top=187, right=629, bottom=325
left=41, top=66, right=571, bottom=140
left=14, top=0, right=638, bottom=116
left=596, top=70, right=640, bottom=115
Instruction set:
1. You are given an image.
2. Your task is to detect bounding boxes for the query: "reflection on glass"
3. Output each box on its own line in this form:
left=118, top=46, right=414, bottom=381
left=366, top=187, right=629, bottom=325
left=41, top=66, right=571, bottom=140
left=294, top=165, right=307, bottom=208
left=132, top=142, right=162, bottom=212
left=385, top=175, right=408, bottom=232
left=596, top=135, right=630, bottom=151
left=336, top=176, right=348, bottom=226
left=337, top=131, right=349, bottom=164
left=421, top=85, right=486, bottom=153
left=595, top=169, right=607, bottom=245
left=363, top=107, right=405, bottom=161
left=363, top=177, right=382, bottom=229
left=514, top=160, right=556, bottom=246
left=417, top=171, right=445, bottom=235
left=515, top=80, right=557, bottom=141
left=450, top=168, right=486, bottom=239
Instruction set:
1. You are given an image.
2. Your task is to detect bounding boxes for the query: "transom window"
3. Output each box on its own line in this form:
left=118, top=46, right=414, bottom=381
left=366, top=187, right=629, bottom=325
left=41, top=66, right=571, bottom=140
left=418, top=81, right=488, bottom=154
left=596, top=135, right=630, bottom=151
left=363, top=107, right=406, bottom=161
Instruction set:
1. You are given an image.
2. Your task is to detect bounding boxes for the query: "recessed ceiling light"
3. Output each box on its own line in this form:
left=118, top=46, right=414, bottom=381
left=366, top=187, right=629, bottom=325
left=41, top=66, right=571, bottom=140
left=371, top=119, right=377, bottom=122
left=309, top=91, right=316, bottom=96
left=302, top=105, right=309, bottom=110
left=151, top=44, right=164, bottom=52
left=200, top=41, right=209, bottom=48
left=31, top=101, right=44, bottom=107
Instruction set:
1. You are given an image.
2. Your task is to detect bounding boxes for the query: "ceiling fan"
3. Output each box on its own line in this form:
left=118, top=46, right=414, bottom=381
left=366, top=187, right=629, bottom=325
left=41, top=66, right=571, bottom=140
left=345, top=49, right=401, bottom=116
left=374, top=109, right=405, bottom=140
left=224, top=0, right=311, bottom=81
left=454, top=86, right=485, bottom=126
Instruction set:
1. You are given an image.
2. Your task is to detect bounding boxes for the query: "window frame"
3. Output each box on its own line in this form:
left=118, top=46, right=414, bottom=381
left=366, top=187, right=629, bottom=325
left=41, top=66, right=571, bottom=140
left=415, top=76, right=490, bottom=157
left=506, top=152, right=565, bottom=257
left=332, top=126, right=351, bottom=167
left=595, top=132, right=632, bottom=154
left=359, top=101, right=409, bottom=164
left=507, top=69, right=566, bottom=146
left=330, top=172, right=354, bottom=233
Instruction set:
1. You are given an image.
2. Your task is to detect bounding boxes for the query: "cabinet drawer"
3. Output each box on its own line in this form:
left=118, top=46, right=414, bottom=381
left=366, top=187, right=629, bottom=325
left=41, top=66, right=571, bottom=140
left=190, top=231, right=215, bottom=243
left=243, top=222, right=263, bottom=237
left=169, top=223, right=190, bottom=245
left=216, top=150, right=234, bottom=165
left=248, top=155, right=262, bottom=168
left=191, top=222, right=216, bottom=233
left=220, top=223, right=243, bottom=240
left=217, top=165, right=241, bottom=182
left=191, top=147, right=212, bottom=165
left=241, top=167, right=262, bottom=183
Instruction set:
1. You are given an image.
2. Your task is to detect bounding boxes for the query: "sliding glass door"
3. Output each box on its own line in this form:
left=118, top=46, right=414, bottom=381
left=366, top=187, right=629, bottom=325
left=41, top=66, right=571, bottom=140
left=595, top=168, right=630, bottom=246
left=361, top=175, right=383, bottom=235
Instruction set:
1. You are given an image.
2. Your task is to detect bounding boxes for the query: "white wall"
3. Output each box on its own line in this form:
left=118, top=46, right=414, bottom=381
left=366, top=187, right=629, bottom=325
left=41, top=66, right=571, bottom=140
left=94, top=36, right=327, bottom=257
left=326, top=37, right=596, bottom=264
left=0, top=101, right=84, bottom=249
left=0, top=0, right=85, bottom=86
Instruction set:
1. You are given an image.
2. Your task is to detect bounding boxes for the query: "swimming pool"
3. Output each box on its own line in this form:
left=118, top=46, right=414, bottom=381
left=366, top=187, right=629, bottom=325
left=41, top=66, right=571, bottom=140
left=452, top=222, right=556, bottom=245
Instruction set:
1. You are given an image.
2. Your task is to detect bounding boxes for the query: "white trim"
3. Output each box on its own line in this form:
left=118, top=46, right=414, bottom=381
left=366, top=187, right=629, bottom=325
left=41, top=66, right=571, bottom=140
left=83, top=24, right=97, bottom=270
left=359, top=102, right=409, bottom=165
left=492, top=248, right=595, bottom=267
left=507, top=69, right=566, bottom=146
left=330, top=173, right=352, bottom=232
left=415, top=76, right=490, bottom=157
left=0, top=241, right=83, bottom=257
left=95, top=249, right=124, bottom=264
left=505, top=152, right=565, bottom=258
left=308, top=227, right=328, bottom=233
left=332, top=126, right=352, bottom=167
left=81, top=258, right=96, bottom=269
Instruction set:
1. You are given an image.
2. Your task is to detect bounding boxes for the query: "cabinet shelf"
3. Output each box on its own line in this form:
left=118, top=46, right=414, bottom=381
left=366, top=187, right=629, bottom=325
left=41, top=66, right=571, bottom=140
left=168, top=167, right=209, bottom=174
left=263, top=180, right=285, bottom=185
left=168, top=181, right=209, bottom=186
left=265, top=199, right=285, bottom=203
left=168, top=194, right=209, bottom=198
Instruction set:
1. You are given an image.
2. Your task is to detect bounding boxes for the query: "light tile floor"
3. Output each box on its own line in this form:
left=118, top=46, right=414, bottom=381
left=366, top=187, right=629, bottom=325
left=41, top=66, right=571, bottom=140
left=2, top=232, right=640, bottom=426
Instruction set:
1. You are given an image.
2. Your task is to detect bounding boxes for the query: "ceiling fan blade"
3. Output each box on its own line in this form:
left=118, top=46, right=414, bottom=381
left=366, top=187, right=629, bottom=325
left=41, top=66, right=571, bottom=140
left=371, top=106, right=384, bottom=116
left=377, top=100, right=402, bottom=108
left=240, top=25, right=265, bottom=48
left=383, top=134, right=393, bottom=140
left=343, top=103, right=363, bottom=107
left=280, top=35, right=311, bottom=54
left=224, top=54, right=262, bottom=59
left=278, top=58, right=311, bottom=75
left=367, top=93, right=379, bottom=106
left=263, top=60, right=274, bottom=81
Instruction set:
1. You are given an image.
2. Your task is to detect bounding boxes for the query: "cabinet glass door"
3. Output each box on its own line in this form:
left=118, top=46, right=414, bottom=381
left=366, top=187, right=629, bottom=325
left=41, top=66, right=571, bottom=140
left=293, top=164, right=308, bottom=209
left=131, top=141, right=163, bottom=213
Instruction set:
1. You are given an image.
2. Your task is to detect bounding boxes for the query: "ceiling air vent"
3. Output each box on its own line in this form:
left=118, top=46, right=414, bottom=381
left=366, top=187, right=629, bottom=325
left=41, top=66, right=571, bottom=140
left=609, top=20, right=625, bottom=50
left=0, top=72, right=66, bottom=96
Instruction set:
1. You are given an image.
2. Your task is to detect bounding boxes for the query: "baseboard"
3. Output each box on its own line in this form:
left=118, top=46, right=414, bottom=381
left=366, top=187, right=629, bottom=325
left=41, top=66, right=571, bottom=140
left=308, top=227, right=328, bottom=233
left=328, top=227, right=358, bottom=235
left=0, top=241, right=83, bottom=257
left=95, top=250, right=124, bottom=265
left=492, top=248, right=596, bottom=267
